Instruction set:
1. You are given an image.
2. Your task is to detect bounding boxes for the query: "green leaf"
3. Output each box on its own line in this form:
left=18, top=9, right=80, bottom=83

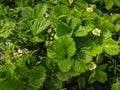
left=71, top=17, right=81, bottom=31
left=56, top=22, right=70, bottom=36
left=77, top=76, right=86, bottom=89
left=58, top=58, right=73, bottom=72
left=34, top=4, right=47, bottom=18
left=111, top=80, right=120, bottom=90
left=91, top=43, right=103, bottom=56
left=89, top=70, right=108, bottom=83
left=88, top=70, right=96, bottom=84
left=111, top=14, right=120, bottom=22
left=54, top=5, right=70, bottom=17
left=114, top=0, right=120, bottom=7
left=46, top=77, right=62, bottom=90
left=0, top=78, right=23, bottom=90
left=15, top=64, right=28, bottom=79
left=27, top=66, right=46, bottom=89
left=32, top=18, right=50, bottom=35
left=74, top=25, right=93, bottom=37
left=104, top=0, right=114, bottom=10
left=47, top=35, right=76, bottom=59
left=30, top=36, right=45, bottom=42
left=56, top=72, right=71, bottom=81
left=101, top=20, right=115, bottom=33
left=89, top=0, right=99, bottom=3
left=96, top=70, right=108, bottom=83
left=102, top=39, right=119, bottom=55
left=77, top=47, right=92, bottom=63
left=73, top=60, right=86, bottom=72
left=75, top=0, right=88, bottom=9
left=97, top=64, right=108, bottom=71
left=21, top=7, right=34, bottom=20
left=115, top=23, right=120, bottom=32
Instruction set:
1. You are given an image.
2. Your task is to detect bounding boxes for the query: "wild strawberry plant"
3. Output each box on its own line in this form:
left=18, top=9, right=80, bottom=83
left=0, top=0, right=120, bottom=90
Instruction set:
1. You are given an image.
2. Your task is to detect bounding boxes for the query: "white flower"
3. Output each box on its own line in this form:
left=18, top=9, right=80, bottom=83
left=69, top=0, right=74, bottom=4
left=92, top=28, right=101, bottom=36
left=18, top=49, right=23, bottom=54
left=90, top=62, right=97, bottom=71
left=87, top=7, right=93, bottom=12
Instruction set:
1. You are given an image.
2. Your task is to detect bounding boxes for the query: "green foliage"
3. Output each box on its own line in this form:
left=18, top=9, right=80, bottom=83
left=45, top=77, right=62, bottom=90
left=89, top=69, right=108, bottom=83
left=47, top=35, right=76, bottom=59
left=111, top=79, right=120, bottom=90
left=32, top=18, right=50, bottom=36
left=58, top=58, right=73, bottom=72
left=104, top=0, right=114, bottom=10
left=27, top=66, right=46, bottom=89
left=0, top=0, right=120, bottom=89
left=102, top=39, right=119, bottom=55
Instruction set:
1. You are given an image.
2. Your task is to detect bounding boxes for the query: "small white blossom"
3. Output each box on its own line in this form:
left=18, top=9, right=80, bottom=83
left=87, top=7, right=93, bottom=12
left=90, top=62, right=97, bottom=71
left=18, top=49, right=23, bottom=54
left=92, top=28, right=101, bottom=36
left=69, top=0, right=74, bottom=4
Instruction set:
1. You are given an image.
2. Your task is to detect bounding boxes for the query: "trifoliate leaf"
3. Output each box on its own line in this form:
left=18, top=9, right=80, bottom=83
left=102, top=39, right=119, bottom=55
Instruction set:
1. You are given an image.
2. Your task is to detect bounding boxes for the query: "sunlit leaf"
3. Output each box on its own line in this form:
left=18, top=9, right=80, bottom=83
left=104, top=0, right=114, bottom=10
left=74, top=25, right=93, bottom=37
left=102, top=39, right=119, bottom=55
left=58, top=58, right=72, bottom=72
left=32, top=18, right=50, bottom=35
left=47, top=35, right=76, bottom=59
